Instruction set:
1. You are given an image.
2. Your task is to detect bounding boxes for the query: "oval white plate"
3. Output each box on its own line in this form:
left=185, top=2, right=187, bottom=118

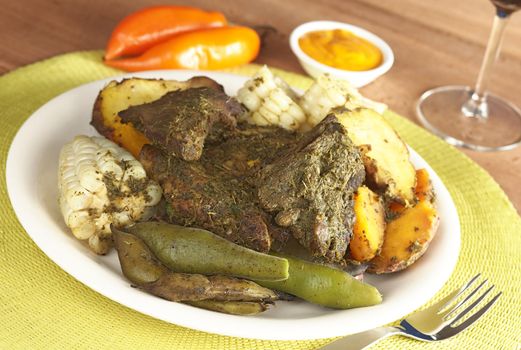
left=6, top=70, right=460, bottom=341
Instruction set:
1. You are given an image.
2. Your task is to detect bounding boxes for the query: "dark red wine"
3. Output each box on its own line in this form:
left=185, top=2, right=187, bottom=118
left=491, top=0, right=521, bottom=16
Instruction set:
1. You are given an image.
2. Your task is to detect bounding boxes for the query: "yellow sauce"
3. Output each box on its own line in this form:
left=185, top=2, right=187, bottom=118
left=299, top=29, right=383, bottom=71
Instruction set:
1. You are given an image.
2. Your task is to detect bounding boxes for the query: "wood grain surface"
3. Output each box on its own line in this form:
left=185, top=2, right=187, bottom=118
left=2, top=0, right=521, bottom=213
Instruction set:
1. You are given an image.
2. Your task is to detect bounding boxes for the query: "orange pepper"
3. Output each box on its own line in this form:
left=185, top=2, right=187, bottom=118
left=105, top=26, right=260, bottom=71
left=105, top=6, right=227, bottom=60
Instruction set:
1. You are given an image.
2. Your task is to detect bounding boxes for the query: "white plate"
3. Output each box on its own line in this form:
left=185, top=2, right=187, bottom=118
left=6, top=70, right=460, bottom=341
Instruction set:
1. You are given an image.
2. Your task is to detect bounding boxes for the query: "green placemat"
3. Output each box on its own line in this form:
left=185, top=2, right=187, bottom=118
left=1, top=51, right=520, bottom=350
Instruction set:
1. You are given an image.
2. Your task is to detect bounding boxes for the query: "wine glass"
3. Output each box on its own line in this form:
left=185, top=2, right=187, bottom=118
left=416, top=0, right=521, bottom=151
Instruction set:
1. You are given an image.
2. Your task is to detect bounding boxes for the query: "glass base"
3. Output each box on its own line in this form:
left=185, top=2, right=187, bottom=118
left=416, top=86, right=521, bottom=151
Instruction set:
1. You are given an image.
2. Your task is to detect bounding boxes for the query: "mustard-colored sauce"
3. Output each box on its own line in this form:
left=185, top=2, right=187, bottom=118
left=299, top=29, right=383, bottom=71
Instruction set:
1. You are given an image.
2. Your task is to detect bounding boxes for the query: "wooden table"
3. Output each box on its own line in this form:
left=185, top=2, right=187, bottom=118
left=2, top=0, right=521, bottom=213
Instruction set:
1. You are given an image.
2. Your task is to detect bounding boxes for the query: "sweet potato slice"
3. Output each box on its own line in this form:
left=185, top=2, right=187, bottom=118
left=368, top=200, right=439, bottom=274
left=387, top=200, right=406, bottom=217
left=334, top=108, right=416, bottom=204
left=91, top=77, right=223, bottom=157
left=349, top=186, right=385, bottom=262
left=414, top=168, right=434, bottom=202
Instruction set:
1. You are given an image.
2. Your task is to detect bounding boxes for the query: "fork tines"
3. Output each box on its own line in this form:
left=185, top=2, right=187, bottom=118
left=437, top=274, right=502, bottom=337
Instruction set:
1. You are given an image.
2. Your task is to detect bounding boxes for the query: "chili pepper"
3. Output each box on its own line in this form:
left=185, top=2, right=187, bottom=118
left=105, top=6, right=227, bottom=60
left=104, top=26, right=260, bottom=72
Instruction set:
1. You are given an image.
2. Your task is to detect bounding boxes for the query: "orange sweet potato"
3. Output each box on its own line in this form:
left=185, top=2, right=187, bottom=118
left=369, top=169, right=438, bottom=273
left=387, top=200, right=406, bottom=217
left=414, top=168, right=434, bottom=202
left=368, top=199, right=439, bottom=274
left=349, top=186, right=385, bottom=262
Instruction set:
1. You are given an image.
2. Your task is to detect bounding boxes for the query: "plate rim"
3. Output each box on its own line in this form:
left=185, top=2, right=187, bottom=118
left=5, top=70, right=461, bottom=340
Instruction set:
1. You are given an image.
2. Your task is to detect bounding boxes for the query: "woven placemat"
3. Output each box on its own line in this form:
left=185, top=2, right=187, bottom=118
left=1, top=51, right=520, bottom=350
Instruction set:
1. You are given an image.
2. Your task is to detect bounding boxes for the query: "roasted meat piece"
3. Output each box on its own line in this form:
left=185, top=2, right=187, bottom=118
left=256, top=115, right=365, bottom=262
left=200, top=123, right=296, bottom=177
left=140, top=144, right=276, bottom=253
left=120, top=87, right=245, bottom=161
left=90, top=76, right=228, bottom=158
left=140, top=116, right=364, bottom=262
left=130, top=85, right=365, bottom=262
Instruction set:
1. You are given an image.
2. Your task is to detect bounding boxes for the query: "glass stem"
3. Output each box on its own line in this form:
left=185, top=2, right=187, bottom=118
left=462, top=13, right=510, bottom=119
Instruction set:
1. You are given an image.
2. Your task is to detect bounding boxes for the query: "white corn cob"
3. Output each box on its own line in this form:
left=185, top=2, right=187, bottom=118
left=236, top=66, right=306, bottom=131
left=58, top=135, right=162, bottom=254
left=299, top=74, right=388, bottom=127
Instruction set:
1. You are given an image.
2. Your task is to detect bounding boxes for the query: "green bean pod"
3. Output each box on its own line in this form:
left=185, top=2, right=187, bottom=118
left=112, top=226, right=281, bottom=304
left=255, top=254, right=382, bottom=309
left=125, top=222, right=289, bottom=281
left=142, top=273, right=280, bottom=302
left=186, top=300, right=271, bottom=315
left=112, top=226, right=167, bottom=285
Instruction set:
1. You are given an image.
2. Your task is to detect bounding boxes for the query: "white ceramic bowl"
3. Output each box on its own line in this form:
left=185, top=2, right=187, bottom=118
left=290, top=21, right=394, bottom=87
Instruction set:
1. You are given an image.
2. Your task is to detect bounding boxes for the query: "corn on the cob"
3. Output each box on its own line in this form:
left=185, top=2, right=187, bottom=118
left=236, top=66, right=306, bottom=131
left=58, top=135, right=162, bottom=254
left=299, top=74, right=388, bottom=126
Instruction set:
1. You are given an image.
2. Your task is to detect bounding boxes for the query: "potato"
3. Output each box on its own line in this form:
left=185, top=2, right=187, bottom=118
left=368, top=200, right=439, bottom=274
left=91, top=77, right=223, bottom=157
left=349, top=186, right=385, bottom=262
left=334, top=108, right=416, bottom=204
left=386, top=168, right=434, bottom=218
left=387, top=169, right=434, bottom=220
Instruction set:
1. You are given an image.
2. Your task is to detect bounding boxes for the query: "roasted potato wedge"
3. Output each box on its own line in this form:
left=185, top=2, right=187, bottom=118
left=386, top=168, right=434, bottom=218
left=334, top=108, right=416, bottom=204
left=91, top=77, right=223, bottom=157
left=349, top=186, right=385, bottom=262
left=368, top=200, right=439, bottom=274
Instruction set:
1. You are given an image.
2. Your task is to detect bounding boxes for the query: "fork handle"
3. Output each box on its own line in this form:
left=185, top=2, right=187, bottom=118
left=319, top=326, right=403, bottom=350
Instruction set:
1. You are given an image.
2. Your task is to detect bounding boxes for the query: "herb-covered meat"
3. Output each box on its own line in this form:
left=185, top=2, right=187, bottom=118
left=200, top=123, right=296, bottom=177
left=132, top=86, right=365, bottom=263
left=141, top=116, right=364, bottom=262
left=139, top=144, right=278, bottom=253
left=119, top=87, right=245, bottom=161
left=256, top=115, right=365, bottom=262
left=90, top=76, right=227, bottom=158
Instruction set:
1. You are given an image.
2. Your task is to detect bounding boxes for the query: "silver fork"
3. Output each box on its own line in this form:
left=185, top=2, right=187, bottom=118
left=320, top=274, right=502, bottom=350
